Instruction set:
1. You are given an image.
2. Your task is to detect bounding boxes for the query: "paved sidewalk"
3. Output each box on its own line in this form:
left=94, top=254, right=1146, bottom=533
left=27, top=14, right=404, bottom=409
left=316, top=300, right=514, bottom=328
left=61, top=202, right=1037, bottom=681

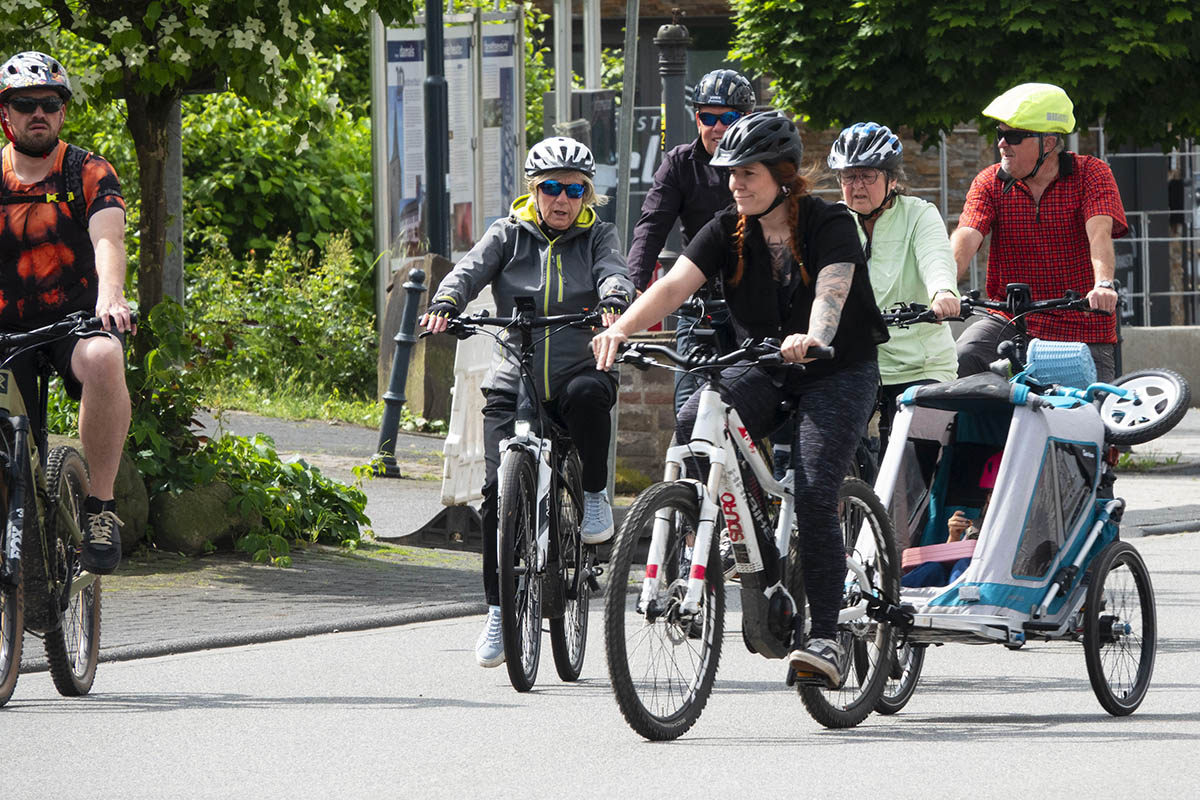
left=19, top=407, right=1200, bottom=673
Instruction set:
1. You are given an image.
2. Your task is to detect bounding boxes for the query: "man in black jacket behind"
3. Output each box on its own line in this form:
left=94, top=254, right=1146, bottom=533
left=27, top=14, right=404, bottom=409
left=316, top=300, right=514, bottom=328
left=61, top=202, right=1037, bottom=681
left=626, top=69, right=755, bottom=413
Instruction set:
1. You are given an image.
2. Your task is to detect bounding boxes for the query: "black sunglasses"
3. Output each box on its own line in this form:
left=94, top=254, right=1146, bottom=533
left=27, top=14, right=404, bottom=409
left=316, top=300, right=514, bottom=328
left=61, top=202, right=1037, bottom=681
left=539, top=180, right=585, bottom=199
left=7, top=96, right=65, bottom=114
left=996, top=127, right=1041, bottom=145
left=697, top=110, right=742, bottom=127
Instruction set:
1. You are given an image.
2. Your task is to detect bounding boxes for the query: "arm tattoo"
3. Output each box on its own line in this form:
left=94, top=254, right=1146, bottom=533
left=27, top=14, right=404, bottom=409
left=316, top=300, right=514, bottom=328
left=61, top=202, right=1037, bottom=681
left=808, top=262, right=854, bottom=343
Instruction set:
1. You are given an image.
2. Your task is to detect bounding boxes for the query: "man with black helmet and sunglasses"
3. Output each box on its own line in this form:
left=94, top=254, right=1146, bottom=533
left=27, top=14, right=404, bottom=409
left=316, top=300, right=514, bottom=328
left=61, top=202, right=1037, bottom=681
left=0, top=51, right=132, bottom=575
left=627, top=68, right=756, bottom=414
left=950, top=82, right=1127, bottom=382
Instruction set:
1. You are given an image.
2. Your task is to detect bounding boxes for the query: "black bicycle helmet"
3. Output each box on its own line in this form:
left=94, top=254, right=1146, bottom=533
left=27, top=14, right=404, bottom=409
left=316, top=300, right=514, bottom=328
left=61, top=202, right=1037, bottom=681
left=710, top=111, right=803, bottom=169
left=524, top=136, right=595, bottom=178
left=692, top=69, right=756, bottom=113
left=827, top=122, right=903, bottom=172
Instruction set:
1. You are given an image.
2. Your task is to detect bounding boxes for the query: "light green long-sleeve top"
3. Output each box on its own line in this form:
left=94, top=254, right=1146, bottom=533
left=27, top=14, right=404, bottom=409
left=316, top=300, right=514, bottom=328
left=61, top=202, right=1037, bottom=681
left=854, top=194, right=959, bottom=385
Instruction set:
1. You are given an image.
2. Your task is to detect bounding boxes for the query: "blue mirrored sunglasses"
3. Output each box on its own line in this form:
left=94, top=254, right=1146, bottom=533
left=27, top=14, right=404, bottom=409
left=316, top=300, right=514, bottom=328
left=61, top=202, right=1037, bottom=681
left=697, top=110, right=742, bottom=127
left=539, top=180, right=585, bottom=199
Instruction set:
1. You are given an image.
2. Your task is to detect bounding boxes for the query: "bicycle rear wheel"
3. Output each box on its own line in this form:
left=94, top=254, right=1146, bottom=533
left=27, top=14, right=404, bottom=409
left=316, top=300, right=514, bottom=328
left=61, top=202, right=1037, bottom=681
left=549, top=450, right=588, bottom=682
left=874, top=641, right=924, bottom=715
left=498, top=448, right=542, bottom=692
left=1084, top=540, right=1156, bottom=715
left=799, top=478, right=899, bottom=728
left=605, top=481, right=724, bottom=741
left=42, top=447, right=99, bottom=697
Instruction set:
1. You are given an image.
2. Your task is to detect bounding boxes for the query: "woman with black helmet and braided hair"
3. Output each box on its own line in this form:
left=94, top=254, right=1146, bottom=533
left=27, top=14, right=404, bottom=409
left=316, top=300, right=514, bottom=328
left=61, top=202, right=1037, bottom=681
left=828, top=122, right=959, bottom=455
left=592, top=111, right=888, bottom=685
left=423, top=136, right=633, bottom=669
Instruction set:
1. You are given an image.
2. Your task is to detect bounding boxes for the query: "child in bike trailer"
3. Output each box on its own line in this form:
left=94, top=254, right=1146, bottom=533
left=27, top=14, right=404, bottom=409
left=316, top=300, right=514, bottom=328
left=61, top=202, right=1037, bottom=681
left=593, top=111, right=888, bottom=686
left=422, top=137, right=633, bottom=669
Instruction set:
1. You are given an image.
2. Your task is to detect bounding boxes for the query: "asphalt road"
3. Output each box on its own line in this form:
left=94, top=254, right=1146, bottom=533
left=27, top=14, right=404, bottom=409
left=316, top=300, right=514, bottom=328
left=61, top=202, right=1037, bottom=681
left=2, top=531, right=1198, bottom=798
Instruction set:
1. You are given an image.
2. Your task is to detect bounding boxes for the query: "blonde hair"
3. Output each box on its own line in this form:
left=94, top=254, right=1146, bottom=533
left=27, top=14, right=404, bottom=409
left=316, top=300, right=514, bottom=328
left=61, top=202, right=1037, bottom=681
left=528, top=169, right=609, bottom=207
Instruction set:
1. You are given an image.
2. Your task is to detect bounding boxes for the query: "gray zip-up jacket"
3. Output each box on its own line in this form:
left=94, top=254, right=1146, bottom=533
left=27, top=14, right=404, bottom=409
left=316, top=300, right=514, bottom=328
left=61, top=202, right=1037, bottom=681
left=431, top=193, right=633, bottom=401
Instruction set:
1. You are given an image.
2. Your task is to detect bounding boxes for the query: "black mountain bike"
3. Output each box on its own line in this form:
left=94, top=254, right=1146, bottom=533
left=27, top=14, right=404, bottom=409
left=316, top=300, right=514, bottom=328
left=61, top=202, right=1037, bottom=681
left=0, top=312, right=129, bottom=706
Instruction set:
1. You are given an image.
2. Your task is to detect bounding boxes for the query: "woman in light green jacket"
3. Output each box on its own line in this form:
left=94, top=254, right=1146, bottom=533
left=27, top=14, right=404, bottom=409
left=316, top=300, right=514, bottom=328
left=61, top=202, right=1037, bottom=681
left=828, top=122, right=959, bottom=454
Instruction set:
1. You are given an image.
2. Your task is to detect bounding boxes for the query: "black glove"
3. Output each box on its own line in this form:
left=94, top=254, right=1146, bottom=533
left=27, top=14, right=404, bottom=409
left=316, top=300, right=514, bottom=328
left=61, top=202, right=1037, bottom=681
left=598, top=294, right=629, bottom=315
left=425, top=298, right=459, bottom=320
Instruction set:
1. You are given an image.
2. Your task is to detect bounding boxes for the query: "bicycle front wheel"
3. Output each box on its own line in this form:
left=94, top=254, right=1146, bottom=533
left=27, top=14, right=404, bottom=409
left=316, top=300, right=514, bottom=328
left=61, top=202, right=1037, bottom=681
left=799, top=477, right=899, bottom=729
left=549, top=450, right=589, bottom=682
left=43, top=447, right=100, bottom=697
left=605, top=481, right=724, bottom=741
left=498, top=449, right=542, bottom=692
left=0, top=545, right=21, bottom=707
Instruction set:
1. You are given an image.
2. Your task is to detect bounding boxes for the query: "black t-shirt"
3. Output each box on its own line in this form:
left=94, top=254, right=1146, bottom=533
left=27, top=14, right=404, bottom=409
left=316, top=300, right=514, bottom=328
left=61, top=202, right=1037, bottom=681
left=684, top=195, right=887, bottom=380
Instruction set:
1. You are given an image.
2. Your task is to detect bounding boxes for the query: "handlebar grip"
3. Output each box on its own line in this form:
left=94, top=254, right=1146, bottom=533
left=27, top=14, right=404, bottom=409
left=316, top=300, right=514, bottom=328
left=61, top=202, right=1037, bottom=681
left=807, top=345, right=834, bottom=360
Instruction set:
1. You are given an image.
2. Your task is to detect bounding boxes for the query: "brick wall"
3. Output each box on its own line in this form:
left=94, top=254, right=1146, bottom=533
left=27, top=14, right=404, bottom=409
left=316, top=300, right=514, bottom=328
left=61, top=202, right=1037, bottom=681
left=615, top=332, right=678, bottom=480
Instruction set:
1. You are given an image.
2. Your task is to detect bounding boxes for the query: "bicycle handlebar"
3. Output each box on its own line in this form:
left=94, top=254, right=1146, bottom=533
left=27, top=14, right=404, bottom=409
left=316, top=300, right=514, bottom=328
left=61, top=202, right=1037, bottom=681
left=880, top=302, right=942, bottom=327
left=0, top=310, right=140, bottom=352
left=960, top=284, right=1109, bottom=319
left=423, top=308, right=604, bottom=341
left=618, top=338, right=834, bottom=372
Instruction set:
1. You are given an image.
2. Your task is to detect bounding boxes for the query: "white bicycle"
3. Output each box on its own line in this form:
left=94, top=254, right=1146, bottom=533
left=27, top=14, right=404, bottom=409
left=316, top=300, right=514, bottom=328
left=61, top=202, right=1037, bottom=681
left=603, top=339, right=904, bottom=740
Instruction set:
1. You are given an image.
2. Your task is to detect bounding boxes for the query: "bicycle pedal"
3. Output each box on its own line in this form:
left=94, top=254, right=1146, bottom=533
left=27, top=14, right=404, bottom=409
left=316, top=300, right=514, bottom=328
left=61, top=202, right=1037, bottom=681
left=788, top=667, right=834, bottom=688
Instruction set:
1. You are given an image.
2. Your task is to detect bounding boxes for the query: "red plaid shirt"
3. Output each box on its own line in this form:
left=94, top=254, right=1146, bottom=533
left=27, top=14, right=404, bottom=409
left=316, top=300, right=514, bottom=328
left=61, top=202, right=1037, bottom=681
left=960, top=152, right=1127, bottom=344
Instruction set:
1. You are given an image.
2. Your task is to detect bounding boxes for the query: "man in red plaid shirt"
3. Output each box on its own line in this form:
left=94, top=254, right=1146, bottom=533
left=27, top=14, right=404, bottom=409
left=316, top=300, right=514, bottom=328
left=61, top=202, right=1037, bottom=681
left=951, top=83, right=1127, bottom=382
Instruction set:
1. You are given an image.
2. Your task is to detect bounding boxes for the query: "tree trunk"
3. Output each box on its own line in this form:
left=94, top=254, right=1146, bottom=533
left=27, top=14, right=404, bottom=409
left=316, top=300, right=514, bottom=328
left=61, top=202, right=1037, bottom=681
left=123, top=87, right=178, bottom=360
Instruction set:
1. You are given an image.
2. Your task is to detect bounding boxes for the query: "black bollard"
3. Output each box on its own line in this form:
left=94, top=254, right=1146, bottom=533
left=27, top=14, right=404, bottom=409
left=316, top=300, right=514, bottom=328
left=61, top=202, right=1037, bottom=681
left=373, top=268, right=428, bottom=477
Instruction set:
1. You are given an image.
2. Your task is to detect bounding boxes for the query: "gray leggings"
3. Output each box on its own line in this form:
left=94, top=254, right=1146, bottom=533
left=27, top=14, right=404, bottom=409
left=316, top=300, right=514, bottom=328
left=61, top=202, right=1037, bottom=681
left=674, top=358, right=879, bottom=642
left=956, top=314, right=1115, bottom=383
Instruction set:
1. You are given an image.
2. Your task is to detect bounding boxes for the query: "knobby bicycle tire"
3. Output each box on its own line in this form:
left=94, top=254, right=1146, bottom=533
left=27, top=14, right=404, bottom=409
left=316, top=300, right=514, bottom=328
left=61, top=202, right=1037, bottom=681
left=605, top=481, right=724, bottom=741
left=42, top=447, right=100, bottom=697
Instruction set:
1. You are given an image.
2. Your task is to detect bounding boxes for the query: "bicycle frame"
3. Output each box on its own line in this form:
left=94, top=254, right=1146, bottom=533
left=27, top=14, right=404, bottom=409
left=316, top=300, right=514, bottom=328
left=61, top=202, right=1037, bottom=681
left=640, top=380, right=879, bottom=657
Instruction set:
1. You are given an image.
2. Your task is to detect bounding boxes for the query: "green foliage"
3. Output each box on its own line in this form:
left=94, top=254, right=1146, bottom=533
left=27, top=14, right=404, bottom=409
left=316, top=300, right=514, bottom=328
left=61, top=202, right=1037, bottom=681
left=214, top=433, right=370, bottom=563
left=182, top=52, right=374, bottom=261
left=189, top=232, right=377, bottom=399
left=126, top=302, right=370, bottom=561
left=730, top=0, right=1200, bottom=150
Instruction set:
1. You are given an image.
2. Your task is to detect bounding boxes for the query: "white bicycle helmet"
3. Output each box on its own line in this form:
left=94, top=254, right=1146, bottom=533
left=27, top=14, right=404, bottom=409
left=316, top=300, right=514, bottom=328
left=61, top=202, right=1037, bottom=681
left=524, top=136, right=595, bottom=178
left=827, top=122, right=902, bottom=172
left=0, top=51, right=72, bottom=102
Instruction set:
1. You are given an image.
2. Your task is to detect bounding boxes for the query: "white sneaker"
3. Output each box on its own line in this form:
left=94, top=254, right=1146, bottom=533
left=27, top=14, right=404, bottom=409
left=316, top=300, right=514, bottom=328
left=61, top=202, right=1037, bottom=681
left=581, top=489, right=614, bottom=544
left=475, top=605, right=505, bottom=668
left=788, top=637, right=844, bottom=687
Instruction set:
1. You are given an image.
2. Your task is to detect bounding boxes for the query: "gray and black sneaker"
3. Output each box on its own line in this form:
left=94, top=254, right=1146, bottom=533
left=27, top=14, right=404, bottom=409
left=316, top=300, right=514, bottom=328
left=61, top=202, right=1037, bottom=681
left=788, top=637, right=843, bottom=688
left=81, top=497, right=123, bottom=575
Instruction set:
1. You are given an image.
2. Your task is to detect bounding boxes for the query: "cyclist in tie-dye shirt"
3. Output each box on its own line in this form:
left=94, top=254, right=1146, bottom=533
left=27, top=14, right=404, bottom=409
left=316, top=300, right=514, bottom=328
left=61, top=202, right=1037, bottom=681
left=0, top=51, right=133, bottom=575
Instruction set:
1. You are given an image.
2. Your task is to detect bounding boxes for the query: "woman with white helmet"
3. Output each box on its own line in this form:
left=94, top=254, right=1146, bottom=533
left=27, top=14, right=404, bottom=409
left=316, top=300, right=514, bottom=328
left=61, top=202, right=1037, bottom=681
left=828, top=122, right=959, bottom=454
left=422, top=136, right=633, bottom=669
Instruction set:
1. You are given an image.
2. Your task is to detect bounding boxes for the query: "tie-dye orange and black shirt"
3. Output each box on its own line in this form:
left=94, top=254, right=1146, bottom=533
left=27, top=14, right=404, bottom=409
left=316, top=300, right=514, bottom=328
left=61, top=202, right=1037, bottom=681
left=0, top=141, right=125, bottom=329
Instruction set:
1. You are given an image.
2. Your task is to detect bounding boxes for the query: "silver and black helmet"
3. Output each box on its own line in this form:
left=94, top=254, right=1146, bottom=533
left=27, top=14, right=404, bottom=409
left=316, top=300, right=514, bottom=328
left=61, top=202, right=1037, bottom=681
left=524, top=136, right=595, bottom=178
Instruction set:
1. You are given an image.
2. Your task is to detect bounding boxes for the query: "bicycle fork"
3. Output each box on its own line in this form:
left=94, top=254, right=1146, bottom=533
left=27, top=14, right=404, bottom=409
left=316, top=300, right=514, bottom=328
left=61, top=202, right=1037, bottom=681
left=0, top=416, right=31, bottom=588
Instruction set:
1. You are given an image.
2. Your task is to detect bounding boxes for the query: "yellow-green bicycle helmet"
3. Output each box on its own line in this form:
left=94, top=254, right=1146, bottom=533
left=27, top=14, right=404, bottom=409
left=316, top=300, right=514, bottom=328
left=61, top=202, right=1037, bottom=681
left=982, top=82, right=1075, bottom=134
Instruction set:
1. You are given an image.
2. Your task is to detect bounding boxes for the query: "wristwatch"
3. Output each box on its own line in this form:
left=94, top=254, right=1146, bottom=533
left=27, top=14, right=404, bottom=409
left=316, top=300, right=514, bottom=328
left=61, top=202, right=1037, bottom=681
left=1096, top=279, right=1115, bottom=290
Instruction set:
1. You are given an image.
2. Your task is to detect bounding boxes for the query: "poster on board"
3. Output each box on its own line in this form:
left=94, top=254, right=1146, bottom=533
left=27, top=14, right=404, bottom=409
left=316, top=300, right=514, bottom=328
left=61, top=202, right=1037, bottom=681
left=445, top=30, right=475, bottom=258
left=385, top=27, right=427, bottom=264
left=480, top=23, right=518, bottom=230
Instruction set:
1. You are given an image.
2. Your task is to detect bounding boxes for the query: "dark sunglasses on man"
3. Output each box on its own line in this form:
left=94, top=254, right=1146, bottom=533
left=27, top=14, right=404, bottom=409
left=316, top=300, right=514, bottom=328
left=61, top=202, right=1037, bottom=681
left=697, top=110, right=742, bottom=127
left=538, top=180, right=585, bottom=199
left=996, top=127, right=1042, bottom=145
left=7, top=96, right=65, bottom=114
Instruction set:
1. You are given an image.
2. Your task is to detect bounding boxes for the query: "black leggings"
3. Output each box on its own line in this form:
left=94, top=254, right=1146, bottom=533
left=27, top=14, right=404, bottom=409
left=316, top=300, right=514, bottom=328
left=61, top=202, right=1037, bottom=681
left=479, top=370, right=616, bottom=605
left=675, top=359, right=879, bottom=642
